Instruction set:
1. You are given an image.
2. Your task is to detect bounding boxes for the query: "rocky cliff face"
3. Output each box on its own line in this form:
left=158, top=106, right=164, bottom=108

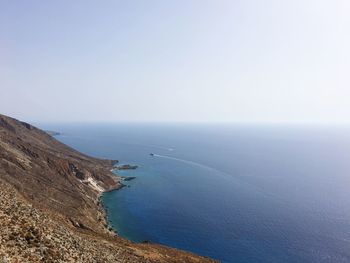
left=0, top=113, right=120, bottom=234
left=0, top=114, right=217, bottom=263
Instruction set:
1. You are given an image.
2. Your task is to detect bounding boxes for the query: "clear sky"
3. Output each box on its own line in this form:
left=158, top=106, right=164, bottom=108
left=1, top=0, right=349, bottom=123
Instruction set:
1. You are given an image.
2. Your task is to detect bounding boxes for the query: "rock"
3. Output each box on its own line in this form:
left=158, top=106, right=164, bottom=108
left=121, top=177, right=136, bottom=181
left=45, top=131, right=60, bottom=136
left=114, top=164, right=138, bottom=170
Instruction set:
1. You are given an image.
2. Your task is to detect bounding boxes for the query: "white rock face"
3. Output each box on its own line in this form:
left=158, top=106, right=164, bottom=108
left=82, top=177, right=105, bottom=193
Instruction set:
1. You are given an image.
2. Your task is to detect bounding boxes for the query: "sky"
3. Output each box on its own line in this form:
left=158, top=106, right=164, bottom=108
left=1, top=0, right=350, bottom=123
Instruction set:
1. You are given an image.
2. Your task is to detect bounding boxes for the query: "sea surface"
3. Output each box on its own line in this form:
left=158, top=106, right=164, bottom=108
left=38, top=123, right=350, bottom=263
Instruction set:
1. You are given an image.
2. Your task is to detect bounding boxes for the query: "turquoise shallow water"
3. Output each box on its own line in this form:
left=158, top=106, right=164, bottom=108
left=39, top=123, right=350, bottom=263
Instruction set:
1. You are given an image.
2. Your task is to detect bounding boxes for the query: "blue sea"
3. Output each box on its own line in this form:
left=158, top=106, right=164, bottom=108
left=39, top=123, right=350, bottom=263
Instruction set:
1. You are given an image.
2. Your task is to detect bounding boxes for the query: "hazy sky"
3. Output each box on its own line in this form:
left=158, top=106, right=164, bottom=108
left=1, top=0, right=350, bottom=123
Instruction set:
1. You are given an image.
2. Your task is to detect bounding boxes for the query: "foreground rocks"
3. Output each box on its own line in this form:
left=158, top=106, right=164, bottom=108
left=0, top=114, right=217, bottom=262
left=0, top=179, right=216, bottom=263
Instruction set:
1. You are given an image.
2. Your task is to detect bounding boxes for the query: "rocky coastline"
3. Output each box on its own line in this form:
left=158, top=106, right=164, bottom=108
left=0, top=113, right=217, bottom=262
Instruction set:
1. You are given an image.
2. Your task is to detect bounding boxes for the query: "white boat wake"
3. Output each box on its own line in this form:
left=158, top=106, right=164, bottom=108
left=151, top=153, right=280, bottom=200
left=152, top=154, right=220, bottom=173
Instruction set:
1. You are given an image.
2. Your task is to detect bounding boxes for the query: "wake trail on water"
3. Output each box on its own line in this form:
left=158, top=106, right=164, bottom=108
left=152, top=154, right=283, bottom=201
left=153, top=154, right=218, bottom=172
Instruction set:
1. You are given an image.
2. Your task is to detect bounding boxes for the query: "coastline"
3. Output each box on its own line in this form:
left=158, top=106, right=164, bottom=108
left=0, top=113, right=218, bottom=262
left=101, top=165, right=138, bottom=235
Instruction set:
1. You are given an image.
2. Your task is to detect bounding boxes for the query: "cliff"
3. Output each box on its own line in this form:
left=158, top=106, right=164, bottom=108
left=0, top=114, right=217, bottom=262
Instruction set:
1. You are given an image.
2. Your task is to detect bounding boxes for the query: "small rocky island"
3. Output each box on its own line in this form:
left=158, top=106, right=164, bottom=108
left=45, top=130, right=61, bottom=136
left=112, top=164, right=138, bottom=171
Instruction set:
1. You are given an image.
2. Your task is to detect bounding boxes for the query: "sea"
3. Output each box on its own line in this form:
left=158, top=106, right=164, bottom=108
left=38, top=123, right=350, bottom=263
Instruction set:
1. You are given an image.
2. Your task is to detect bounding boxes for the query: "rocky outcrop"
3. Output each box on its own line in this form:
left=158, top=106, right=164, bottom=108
left=0, top=114, right=217, bottom=262
left=45, top=130, right=60, bottom=136
left=113, top=164, right=138, bottom=170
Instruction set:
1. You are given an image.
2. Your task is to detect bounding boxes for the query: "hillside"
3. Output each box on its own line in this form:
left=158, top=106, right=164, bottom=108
left=0, top=114, right=216, bottom=263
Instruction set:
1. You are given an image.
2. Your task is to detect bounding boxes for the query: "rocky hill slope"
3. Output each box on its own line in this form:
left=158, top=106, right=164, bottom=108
left=0, top=114, right=217, bottom=262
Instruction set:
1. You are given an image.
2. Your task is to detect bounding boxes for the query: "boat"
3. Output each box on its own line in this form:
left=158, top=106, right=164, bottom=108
left=150, top=153, right=155, bottom=156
